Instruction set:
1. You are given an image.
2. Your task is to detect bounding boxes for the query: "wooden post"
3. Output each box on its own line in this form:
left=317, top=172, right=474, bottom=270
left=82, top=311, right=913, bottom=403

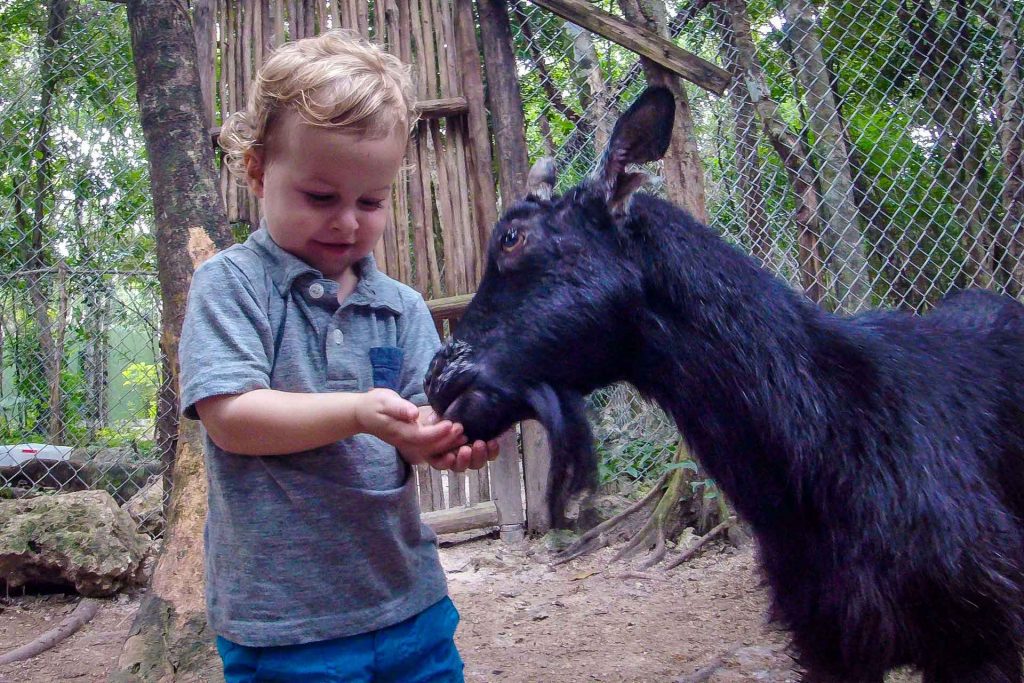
left=521, top=420, right=551, bottom=533
left=489, top=429, right=526, bottom=542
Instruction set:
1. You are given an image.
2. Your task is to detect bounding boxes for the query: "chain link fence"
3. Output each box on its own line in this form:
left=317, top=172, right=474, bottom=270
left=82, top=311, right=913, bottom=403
left=0, top=1, right=164, bottom=534
left=2, top=0, right=1021, bottom=519
left=509, top=0, right=1024, bottom=489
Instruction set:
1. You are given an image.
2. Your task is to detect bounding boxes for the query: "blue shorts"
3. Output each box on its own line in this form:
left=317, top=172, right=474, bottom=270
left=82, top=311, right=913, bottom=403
left=216, top=596, right=464, bottom=682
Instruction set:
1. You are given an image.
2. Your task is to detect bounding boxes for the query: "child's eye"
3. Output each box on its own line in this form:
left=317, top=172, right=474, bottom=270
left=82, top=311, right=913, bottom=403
left=360, top=199, right=386, bottom=210
left=305, top=192, right=335, bottom=203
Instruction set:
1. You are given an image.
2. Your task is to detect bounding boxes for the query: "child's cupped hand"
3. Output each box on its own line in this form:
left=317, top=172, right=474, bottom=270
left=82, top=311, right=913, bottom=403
left=417, top=406, right=502, bottom=473
left=356, top=388, right=465, bottom=457
left=354, top=389, right=501, bottom=472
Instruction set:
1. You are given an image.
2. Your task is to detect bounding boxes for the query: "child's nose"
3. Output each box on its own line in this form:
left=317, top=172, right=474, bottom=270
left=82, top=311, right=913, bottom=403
left=331, top=207, right=359, bottom=236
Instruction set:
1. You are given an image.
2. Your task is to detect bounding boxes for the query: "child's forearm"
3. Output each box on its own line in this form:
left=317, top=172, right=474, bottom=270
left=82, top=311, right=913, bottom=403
left=196, top=389, right=364, bottom=455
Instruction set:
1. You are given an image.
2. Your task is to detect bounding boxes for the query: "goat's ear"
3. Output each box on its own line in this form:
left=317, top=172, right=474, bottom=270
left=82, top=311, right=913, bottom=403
left=592, top=87, right=675, bottom=211
left=526, top=157, right=557, bottom=201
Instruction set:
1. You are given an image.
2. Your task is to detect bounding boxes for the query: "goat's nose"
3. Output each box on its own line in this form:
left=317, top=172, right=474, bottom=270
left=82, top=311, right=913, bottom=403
left=425, top=339, right=473, bottom=401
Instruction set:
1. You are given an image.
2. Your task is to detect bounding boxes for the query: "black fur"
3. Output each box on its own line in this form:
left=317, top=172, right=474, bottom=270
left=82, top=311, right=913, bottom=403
left=424, top=87, right=1024, bottom=682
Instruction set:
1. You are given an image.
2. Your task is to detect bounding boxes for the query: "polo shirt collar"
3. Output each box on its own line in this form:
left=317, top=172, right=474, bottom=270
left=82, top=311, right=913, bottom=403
left=248, top=226, right=403, bottom=314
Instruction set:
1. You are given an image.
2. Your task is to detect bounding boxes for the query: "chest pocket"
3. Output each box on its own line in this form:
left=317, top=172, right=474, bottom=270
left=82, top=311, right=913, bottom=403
left=324, top=310, right=403, bottom=393
left=369, top=347, right=404, bottom=391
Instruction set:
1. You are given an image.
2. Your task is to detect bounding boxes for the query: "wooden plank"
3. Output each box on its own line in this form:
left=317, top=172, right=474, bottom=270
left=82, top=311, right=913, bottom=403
left=422, top=501, right=498, bottom=534
left=429, top=467, right=445, bottom=509
left=416, top=463, right=436, bottom=511
left=416, top=97, right=469, bottom=119
left=521, top=419, right=552, bottom=533
left=447, top=470, right=464, bottom=506
left=527, top=0, right=731, bottom=95
left=489, top=429, right=526, bottom=542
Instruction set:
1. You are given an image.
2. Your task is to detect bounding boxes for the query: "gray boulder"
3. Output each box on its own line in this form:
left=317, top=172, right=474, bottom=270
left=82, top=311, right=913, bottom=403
left=123, top=475, right=164, bottom=538
left=0, top=490, right=151, bottom=596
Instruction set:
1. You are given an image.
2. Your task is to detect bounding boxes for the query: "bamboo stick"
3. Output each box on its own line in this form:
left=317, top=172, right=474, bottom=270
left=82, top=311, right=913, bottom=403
left=407, top=134, right=430, bottom=294
left=417, top=123, right=442, bottom=296
left=329, top=0, right=340, bottom=30
left=303, top=0, right=315, bottom=37
left=429, top=121, right=460, bottom=294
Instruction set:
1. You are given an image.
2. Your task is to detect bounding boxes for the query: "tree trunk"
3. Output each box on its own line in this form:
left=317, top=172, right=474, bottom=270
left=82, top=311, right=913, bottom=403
left=46, top=260, right=69, bottom=442
left=617, top=0, right=708, bottom=222
left=477, top=0, right=530, bottom=207
left=714, top=4, right=772, bottom=267
left=721, top=0, right=826, bottom=305
left=995, top=0, right=1024, bottom=296
left=901, top=0, right=996, bottom=290
left=782, top=0, right=871, bottom=312
left=111, top=1, right=235, bottom=680
left=21, top=0, right=70, bottom=443
left=567, top=23, right=613, bottom=153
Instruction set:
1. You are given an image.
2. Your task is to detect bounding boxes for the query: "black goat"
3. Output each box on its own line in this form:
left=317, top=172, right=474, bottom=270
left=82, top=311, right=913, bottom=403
left=425, top=87, right=1024, bottom=682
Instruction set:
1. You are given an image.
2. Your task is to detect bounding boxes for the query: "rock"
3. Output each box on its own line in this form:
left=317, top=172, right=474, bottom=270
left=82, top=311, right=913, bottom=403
left=0, top=490, right=151, bottom=596
left=123, top=475, right=164, bottom=537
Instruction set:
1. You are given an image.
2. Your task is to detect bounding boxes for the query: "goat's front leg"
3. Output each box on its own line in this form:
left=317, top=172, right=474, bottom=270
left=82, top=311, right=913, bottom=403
left=920, top=647, right=1023, bottom=683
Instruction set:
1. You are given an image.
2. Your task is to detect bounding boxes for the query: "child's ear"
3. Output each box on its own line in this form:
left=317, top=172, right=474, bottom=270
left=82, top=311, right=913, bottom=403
left=244, top=148, right=266, bottom=198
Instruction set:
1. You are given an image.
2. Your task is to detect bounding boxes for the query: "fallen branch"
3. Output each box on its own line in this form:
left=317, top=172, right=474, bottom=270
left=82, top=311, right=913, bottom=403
left=663, top=516, right=736, bottom=571
left=0, top=598, right=101, bottom=664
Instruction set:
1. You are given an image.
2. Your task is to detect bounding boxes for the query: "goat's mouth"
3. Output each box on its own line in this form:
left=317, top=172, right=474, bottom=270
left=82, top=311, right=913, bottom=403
left=425, top=343, right=530, bottom=441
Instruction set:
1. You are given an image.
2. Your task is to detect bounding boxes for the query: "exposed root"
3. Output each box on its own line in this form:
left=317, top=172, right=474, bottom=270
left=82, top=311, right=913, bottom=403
left=610, top=515, right=662, bottom=563
left=0, top=597, right=101, bottom=665
left=608, top=570, right=667, bottom=582
left=637, top=526, right=668, bottom=569
left=551, top=472, right=668, bottom=566
left=664, top=516, right=736, bottom=571
left=673, top=641, right=744, bottom=683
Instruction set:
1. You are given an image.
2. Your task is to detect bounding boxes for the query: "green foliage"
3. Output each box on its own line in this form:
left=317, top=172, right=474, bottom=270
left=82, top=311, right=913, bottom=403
left=121, top=362, right=159, bottom=422
left=1, top=1, right=156, bottom=449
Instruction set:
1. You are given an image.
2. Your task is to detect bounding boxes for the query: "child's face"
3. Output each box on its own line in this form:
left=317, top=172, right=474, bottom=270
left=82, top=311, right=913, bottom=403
left=245, top=111, right=407, bottom=280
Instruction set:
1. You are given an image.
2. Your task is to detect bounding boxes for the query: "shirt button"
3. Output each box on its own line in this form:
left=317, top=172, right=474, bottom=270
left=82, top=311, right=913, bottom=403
left=332, top=329, right=344, bottom=345
left=309, top=283, right=324, bottom=299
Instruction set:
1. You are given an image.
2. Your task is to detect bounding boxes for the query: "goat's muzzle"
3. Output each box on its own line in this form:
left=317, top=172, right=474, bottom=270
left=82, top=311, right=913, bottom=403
left=424, top=339, right=526, bottom=442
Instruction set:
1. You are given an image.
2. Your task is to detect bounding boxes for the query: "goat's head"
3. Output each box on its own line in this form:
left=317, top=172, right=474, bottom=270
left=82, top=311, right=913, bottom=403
left=424, top=87, right=675, bottom=446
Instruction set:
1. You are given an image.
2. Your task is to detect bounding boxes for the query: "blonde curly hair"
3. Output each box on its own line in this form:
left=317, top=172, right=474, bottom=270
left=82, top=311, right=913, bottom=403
left=219, top=30, right=417, bottom=178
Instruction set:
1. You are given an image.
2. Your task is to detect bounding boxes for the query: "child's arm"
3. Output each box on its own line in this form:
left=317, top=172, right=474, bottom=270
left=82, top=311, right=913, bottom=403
left=196, top=387, right=466, bottom=456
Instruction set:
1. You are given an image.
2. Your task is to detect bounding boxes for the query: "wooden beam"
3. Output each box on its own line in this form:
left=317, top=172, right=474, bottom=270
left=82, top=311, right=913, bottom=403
left=527, top=0, right=731, bottom=95
left=416, top=96, right=469, bottom=119
left=422, top=501, right=499, bottom=534
left=427, top=292, right=474, bottom=320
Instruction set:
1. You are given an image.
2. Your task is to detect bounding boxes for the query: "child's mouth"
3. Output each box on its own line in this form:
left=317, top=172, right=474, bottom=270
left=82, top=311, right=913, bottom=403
left=315, top=241, right=354, bottom=256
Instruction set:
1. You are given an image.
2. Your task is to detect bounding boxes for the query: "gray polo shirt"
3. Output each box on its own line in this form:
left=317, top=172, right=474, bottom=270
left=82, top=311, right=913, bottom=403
left=179, top=227, right=449, bottom=647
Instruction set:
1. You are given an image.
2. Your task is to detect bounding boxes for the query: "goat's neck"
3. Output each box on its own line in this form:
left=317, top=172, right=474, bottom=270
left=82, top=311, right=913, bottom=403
left=625, top=221, right=852, bottom=529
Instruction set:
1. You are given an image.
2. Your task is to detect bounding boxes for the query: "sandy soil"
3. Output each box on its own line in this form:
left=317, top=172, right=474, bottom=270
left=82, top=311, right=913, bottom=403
left=0, top=536, right=919, bottom=682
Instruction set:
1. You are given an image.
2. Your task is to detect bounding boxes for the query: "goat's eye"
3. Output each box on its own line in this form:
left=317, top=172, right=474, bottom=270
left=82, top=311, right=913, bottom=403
left=501, top=226, right=526, bottom=252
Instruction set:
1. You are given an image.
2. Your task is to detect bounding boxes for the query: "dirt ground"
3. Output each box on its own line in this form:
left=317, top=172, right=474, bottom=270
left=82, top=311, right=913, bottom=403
left=0, top=536, right=919, bottom=683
